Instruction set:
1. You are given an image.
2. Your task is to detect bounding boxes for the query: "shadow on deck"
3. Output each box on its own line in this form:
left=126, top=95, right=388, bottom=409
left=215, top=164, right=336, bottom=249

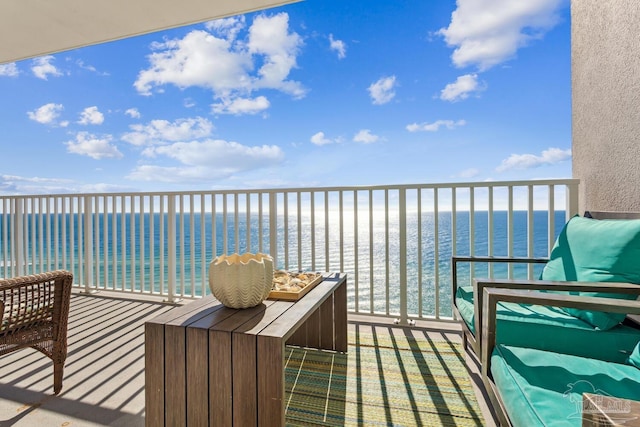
left=0, top=292, right=496, bottom=426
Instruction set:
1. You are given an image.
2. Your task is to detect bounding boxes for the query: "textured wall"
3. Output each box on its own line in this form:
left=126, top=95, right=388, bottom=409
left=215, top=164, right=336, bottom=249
left=572, top=0, right=640, bottom=212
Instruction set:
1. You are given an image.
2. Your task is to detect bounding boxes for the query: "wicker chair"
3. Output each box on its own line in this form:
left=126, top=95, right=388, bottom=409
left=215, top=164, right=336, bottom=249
left=0, top=270, right=73, bottom=394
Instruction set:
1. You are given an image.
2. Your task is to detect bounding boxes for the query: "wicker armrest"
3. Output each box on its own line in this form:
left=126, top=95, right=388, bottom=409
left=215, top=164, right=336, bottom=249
left=0, top=271, right=73, bottom=336
left=472, top=278, right=640, bottom=340
left=480, top=287, right=640, bottom=380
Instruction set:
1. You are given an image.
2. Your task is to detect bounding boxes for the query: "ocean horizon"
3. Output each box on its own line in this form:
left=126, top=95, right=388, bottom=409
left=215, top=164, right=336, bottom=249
left=1, top=210, right=567, bottom=318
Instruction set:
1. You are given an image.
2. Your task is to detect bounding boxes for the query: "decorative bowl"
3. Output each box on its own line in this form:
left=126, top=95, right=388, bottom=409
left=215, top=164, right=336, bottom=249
left=208, top=252, right=274, bottom=309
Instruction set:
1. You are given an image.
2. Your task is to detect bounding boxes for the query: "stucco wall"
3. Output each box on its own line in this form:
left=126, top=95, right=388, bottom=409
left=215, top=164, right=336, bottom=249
left=572, top=0, right=640, bottom=212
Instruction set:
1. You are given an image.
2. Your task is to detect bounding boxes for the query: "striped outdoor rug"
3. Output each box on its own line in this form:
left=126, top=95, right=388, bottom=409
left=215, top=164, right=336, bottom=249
left=284, top=327, right=484, bottom=426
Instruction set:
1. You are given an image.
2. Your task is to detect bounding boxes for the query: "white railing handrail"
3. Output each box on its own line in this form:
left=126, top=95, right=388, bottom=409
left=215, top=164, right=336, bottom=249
left=0, top=178, right=579, bottom=200
left=0, top=178, right=579, bottom=322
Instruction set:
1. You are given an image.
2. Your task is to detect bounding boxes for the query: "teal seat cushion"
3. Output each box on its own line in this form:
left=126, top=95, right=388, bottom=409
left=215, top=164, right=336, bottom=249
left=491, top=344, right=640, bottom=427
left=455, top=285, right=640, bottom=363
left=541, top=215, right=640, bottom=330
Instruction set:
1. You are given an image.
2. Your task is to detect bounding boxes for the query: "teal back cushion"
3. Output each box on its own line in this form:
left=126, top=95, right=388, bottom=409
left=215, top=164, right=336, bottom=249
left=541, top=215, right=640, bottom=330
left=628, top=341, right=640, bottom=369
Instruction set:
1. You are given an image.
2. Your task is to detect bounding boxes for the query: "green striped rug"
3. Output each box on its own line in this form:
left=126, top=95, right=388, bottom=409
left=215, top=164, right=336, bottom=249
left=284, top=328, right=485, bottom=426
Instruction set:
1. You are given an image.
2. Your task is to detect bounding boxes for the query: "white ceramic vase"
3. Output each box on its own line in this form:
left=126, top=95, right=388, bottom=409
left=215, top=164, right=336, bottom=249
left=208, top=253, right=274, bottom=309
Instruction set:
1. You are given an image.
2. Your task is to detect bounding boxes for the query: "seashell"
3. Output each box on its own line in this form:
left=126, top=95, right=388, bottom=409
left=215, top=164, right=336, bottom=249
left=273, top=276, right=288, bottom=285
left=209, top=253, right=273, bottom=309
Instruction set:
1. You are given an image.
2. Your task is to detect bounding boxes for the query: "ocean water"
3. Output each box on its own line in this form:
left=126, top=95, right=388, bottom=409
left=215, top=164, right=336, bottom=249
left=1, top=210, right=567, bottom=318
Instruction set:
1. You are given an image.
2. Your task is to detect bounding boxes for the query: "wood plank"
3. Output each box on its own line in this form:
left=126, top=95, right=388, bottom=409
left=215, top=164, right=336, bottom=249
left=164, top=324, right=187, bottom=426
left=210, top=329, right=232, bottom=426
left=286, top=321, right=307, bottom=347
left=319, top=293, right=334, bottom=350
left=305, top=307, right=321, bottom=348
left=186, top=325, right=211, bottom=426
left=257, top=335, right=285, bottom=427
left=228, top=301, right=293, bottom=426
left=232, top=333, right=258, bottom=427
left=144, top=322, right=165, bottom=427
left=145, top=295, right=218, bottom=326
left=160, top=297, right=223, bottom=426
left=333, top=276, right=348, bottom=352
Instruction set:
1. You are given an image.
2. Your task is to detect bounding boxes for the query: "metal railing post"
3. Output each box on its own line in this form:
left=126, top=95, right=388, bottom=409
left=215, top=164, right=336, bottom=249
left=167, top=195, right=178, bottom=303
left=566, top=181, right=580, bottom=220
left=14, top=198, right=24, bottom=277
left=269, top=192, right=278, bottom=268
left=82, top=196, right=95, bottom=293
left=397, top=188, right=411, bottom=325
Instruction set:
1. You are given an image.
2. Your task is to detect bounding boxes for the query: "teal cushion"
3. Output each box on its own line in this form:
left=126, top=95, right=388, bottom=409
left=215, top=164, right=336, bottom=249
left=491, top=344, right=640, bottom=427
left=627, top=342, right=640, bottom=369
left=455, top=286, right=640, bottom=363
left=541, top=215, right=640, bottom=330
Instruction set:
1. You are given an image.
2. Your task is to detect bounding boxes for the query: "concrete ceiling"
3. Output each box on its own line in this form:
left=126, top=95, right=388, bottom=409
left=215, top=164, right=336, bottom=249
left=0, top=0, right=300, bottom=65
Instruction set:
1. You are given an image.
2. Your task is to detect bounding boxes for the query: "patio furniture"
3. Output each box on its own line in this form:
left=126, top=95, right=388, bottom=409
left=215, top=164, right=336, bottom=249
left=0, top=270, right=73, bottom=394
left=145, top=272, right=347, bottom=427
left=480, top=287, right=640, bottom=427
left=452, top=211, right=640, bottom=360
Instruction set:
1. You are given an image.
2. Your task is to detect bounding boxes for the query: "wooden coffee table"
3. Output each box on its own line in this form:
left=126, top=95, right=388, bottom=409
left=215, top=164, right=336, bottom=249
left=145, top=273, right=347, bottom=427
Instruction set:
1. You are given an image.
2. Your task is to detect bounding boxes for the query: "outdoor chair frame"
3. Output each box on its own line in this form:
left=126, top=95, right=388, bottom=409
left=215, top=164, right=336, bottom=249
left=480, top=287, right=640, bottom=426
left=451, top=211, right=640, bottom=357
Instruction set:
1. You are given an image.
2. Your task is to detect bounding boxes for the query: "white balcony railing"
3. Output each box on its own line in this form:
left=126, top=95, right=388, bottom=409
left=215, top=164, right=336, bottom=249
left=0, top=179, right=579, bottom=322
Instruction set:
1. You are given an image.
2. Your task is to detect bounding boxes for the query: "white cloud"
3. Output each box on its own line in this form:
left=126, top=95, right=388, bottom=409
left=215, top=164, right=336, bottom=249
left=353, top=129, right=380, bottom=144
left=125, top=108, right=141, bottom=119
left=496, top=147, right=571, bottom=172
left=407, top=119, right=467, bottom=132
left=75, top=60, right=109, bottom=76
left=27, top=103, right=64, bottom=125
left=368, top=76, right=397, bottom=105
left=0, top=63, right=19, bottom=77
left=440, top=74, right=484, bottom=102
left=205, top=16, right=246, bottom=41
left=439, top=0, right=564, bottom=70
left=0, top=175, right=74, bottom=195
left=310, top=131, right=337, bottom=146
left=134, top=13, right=305, bottom=115
left=0, top=174, right=133, bottom=195
left=122, top=117, right=214, bottom=146
left=212, top=96, right=270, bottom=115
left=329, top=34, right=346, bottom=59
left=78, top=106, right=105, bottom=125
left=128, top=139, right=284, bottom=182
left=457, top=168, right=481, bottom=179
left=149, top=139, right=283, bottom=165
left=31, top=56, right=62, bottom=80
left=65, top=132, right=123, bottom=160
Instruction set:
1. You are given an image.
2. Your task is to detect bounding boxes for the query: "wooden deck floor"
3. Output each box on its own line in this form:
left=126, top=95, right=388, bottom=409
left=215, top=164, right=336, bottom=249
left=0, top=291, right=496, bottom=426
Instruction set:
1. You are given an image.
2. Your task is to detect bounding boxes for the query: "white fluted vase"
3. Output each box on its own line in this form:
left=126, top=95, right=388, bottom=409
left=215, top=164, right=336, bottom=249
left=208, top=253, right=273, bottom=309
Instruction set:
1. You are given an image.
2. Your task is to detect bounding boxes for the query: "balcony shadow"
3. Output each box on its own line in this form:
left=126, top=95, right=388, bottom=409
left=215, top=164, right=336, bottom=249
left=0, top=384, right=144, bottom=426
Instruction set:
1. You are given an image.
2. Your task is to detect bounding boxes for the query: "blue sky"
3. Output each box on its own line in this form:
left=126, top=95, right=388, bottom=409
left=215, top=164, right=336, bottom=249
left=0, top=0, right=572, bottom=195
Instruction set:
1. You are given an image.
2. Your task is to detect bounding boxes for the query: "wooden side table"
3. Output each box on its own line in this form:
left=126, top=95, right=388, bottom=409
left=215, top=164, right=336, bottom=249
left=582, top=393, right=640, bottom=426
left=145, top=273, right=347, bottom=427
